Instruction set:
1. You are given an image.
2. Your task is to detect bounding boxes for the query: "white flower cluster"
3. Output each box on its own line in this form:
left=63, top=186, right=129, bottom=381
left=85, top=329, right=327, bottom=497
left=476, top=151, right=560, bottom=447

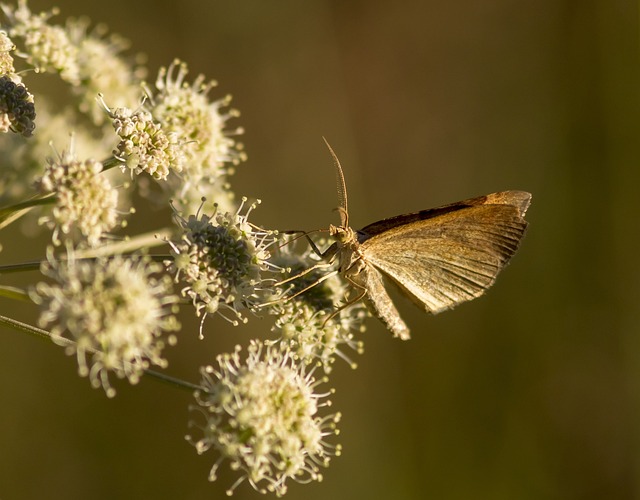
left=267, top=236, right=366, bottom=371
left=35, top=144, right=119, bottom=247
left=0, top=1, right=371, bottom=496
left=0, top=73, right=34, bottom=136
left=0, top=29, right=15, bottom=73
left=150, top=60, right=245, bottom=188
left=0, top=30, right=35, bottom=137
left=187, top=341, right=341, bottom=496
left=167, top=198, right=275, bottom=336
left=101, top=98, right=186, bottom=180
left=2, top=1, right=79, bottom=84
left=65, top=17, right=143, bottom=125
left=31, top=249, right=180, bottom=397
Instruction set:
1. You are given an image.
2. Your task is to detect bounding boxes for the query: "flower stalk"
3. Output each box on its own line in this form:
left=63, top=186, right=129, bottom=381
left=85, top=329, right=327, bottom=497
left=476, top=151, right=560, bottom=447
left=0, top=313, right=204, bottom=393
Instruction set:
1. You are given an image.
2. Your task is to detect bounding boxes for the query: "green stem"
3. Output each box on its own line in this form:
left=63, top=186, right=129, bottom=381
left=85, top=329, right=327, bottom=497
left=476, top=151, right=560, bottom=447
left=0, top=261, right=41, bottom=273
left=0, top=230, right=174, bottom=274
left=0, top=156, right=120, bottom=229
left=73, top=229, right=173, bottom=258
left=0, top=193, right=56, bottom=213
left=102, top=156, right=122, bottom=171
left=0, top=314, right=52, bottom=342
left=0, top=193, right=56, bottom=229
left=0, top=314, right=204, bottom=394
left=0, top=285, right=30, bottom=301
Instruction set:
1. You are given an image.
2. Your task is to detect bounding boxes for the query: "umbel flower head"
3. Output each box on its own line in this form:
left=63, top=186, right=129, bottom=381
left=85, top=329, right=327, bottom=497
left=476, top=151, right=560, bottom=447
left=0, top=29, right=16, bottom=74
left=31, top=248, right=180, bottom=397
left=65, top=17, right=144, bottom=126
left=187, top=341, right=341, bottom=496
left=0, top=29, right=35, bottom=137
left=99, top=94, right=186, bottom=180
left=0, top=74, right=35, bottom=136
left=146, top=60, right=246, bottom=191
left=267, top=236, right=366, bottom=372
left=1, top=0, right=80, bottom=84
left=166, top=197, right=275, bottom=338
left=34, top=141, right=119, bottom=247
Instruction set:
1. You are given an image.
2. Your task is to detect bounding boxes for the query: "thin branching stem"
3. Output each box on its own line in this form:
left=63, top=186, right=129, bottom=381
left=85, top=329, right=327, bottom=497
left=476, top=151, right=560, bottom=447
left=0, top=314, right=205, bottom=394
left=0, top=231, right=174, bottom=274
left=0, top=193, right=56, bottom=214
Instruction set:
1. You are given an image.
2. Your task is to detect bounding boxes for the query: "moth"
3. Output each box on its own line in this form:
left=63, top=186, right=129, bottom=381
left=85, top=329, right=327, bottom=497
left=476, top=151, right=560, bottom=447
left=307, top=139, right=531, bottom=340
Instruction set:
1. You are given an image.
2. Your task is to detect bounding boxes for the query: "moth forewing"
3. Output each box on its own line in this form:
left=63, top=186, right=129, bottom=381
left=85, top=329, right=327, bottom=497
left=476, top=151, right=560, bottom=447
left=358, top=194, right=530, bottom=316
left=484, top=191, right=531, bottom=217
left=357, top=191, right=531, bottom=238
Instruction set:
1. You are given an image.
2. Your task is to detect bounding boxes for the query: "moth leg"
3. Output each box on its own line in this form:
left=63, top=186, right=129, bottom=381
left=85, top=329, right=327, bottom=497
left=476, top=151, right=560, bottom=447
left=273, top=260, right=335, bottom=287
left=271, top=240, right=339, bottom=288
left=258, top=269, right=340, bottom=308
left=322, top=272, right=368, bottom=326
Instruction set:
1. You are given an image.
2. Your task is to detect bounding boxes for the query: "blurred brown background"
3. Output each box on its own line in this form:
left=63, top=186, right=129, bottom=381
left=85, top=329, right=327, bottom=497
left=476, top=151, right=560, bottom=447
left=1, top=0, right=638, bottom=499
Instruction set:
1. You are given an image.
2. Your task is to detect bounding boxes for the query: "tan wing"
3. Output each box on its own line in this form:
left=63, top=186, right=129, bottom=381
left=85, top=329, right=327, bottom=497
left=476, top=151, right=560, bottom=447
left=359, top=191, right=530, bottom=236
left=360, top=197, right=529, bottom=314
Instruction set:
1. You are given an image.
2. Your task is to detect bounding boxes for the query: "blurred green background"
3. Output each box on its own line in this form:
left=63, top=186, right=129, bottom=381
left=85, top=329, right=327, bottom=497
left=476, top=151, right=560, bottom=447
left=1, top=0, right=638, bottom=499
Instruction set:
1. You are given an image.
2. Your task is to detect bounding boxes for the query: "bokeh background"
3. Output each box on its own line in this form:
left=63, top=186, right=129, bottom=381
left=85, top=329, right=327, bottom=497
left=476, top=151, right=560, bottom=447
left=0, top=0, right=638, bottom=499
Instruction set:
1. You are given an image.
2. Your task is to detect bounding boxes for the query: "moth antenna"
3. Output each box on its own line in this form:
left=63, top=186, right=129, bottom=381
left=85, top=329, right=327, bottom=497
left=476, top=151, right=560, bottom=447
left=322, top=137, right=349, bottom=228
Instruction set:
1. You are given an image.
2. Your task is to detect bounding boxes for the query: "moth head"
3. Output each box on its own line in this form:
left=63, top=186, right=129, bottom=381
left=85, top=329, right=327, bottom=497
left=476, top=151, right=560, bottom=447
left=329, top=224, right=355, bottom=244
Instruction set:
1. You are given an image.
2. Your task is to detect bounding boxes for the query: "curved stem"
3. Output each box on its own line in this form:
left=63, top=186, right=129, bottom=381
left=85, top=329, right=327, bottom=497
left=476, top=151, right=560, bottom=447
left=0, top=314, right=204, bottom=394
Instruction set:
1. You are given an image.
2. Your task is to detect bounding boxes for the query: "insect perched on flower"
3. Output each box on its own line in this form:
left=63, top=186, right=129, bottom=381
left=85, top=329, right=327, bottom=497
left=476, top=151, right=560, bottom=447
left=280, top=139, right=531, bottom=340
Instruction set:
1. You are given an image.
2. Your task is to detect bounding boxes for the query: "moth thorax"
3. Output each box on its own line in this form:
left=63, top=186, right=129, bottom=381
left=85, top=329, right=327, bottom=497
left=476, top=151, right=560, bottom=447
left=330, top=224, right=355, bottom=244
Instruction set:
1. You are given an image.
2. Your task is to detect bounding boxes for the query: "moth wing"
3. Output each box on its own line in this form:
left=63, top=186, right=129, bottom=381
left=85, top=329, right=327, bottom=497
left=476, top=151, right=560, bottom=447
left=360, top=200, right=529, bottom=314
left=359, top=191, right=531, bottom=236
